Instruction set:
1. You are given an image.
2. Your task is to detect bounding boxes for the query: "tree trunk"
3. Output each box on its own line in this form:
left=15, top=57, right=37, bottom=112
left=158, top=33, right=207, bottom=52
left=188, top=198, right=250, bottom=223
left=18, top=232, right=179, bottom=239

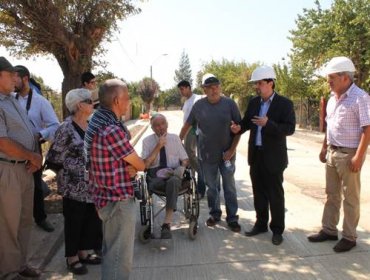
left=55, top=50, right=93, bottom=119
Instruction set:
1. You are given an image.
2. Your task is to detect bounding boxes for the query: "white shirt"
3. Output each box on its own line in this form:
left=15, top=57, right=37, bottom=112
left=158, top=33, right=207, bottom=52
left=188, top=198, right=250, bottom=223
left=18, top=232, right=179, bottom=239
left=182, top=93, right=202, bottom=124
left=141, top=133, right=188, bottom=169
left=13, top=91, right=60, bottom=141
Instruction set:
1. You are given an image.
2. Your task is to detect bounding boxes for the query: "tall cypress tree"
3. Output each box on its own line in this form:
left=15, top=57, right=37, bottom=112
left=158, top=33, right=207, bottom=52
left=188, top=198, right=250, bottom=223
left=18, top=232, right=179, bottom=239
left=174, top=50, right=193, bottom=86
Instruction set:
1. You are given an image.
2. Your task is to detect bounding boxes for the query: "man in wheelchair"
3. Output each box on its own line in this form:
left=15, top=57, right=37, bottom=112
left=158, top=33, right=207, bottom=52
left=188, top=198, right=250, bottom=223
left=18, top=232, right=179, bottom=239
left=142, top=114, right=189, bottom=239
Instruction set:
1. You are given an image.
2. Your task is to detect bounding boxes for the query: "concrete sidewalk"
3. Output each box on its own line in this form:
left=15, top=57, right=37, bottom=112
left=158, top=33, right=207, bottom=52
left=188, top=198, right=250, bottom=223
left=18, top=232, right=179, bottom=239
left=31, top=113, right=370, bottom=279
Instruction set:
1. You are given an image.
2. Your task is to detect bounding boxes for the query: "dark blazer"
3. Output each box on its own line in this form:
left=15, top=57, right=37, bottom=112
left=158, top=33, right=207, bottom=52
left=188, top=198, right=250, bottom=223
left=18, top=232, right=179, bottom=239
left=239, top=93, right=296, bottom=174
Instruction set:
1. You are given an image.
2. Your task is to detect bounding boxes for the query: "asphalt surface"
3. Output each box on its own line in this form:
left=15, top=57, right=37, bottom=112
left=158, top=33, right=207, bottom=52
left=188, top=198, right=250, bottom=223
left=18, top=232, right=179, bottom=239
left=28, top=110, right=370, bottom=280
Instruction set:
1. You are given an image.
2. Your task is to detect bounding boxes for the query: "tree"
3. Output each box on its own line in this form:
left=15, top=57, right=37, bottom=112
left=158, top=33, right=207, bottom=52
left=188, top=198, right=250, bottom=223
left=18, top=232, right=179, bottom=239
left=138, top=77, right=159, bottom=113
left=174, top=50, right=193, bottom=86
left=289, top=0, right=370, bottom=92
left=0, top=0, right=140, bottom=116
left=199, top=59, right=258, bottom=99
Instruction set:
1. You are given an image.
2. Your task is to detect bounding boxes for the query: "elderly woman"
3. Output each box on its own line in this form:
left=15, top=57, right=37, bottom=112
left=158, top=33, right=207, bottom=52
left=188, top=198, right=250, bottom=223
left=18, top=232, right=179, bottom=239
left=46, top=88, right=102, bottom=275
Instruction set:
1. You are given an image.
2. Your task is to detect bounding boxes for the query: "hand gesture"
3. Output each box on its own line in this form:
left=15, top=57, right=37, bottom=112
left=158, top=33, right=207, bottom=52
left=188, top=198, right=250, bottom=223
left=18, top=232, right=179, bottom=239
left=230, top=121, right=241, bottom=134
left=252, top=116, right=268, bottom=127
left=158, top=133, right=167, bottom=148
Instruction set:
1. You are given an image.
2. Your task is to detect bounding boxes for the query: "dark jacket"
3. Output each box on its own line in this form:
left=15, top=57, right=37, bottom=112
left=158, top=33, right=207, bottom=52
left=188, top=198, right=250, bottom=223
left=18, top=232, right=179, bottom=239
left=239, top=93, right=296, bottom=174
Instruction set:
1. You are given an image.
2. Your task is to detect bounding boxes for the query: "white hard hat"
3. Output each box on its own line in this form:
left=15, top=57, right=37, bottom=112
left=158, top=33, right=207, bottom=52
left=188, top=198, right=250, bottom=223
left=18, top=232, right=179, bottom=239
left=249, top=65, right=276, bottom=82
left=323, top=56, right=356, bottom=75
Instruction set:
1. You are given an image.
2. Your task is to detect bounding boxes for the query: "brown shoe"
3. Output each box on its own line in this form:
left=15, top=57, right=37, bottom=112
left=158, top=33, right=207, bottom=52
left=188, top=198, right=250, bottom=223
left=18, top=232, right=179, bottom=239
left=19, top=266, right=41, bottom=278
left=307, top=230, right=338, bottom=242
left=206, top=216, right=220, bottom=227
left=333, top=238, right=356, bottom=253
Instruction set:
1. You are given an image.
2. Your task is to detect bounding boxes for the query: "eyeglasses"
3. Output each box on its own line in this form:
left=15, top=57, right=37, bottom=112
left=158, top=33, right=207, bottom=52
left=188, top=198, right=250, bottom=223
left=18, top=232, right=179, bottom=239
left=81, top=99, right=93, bottom=104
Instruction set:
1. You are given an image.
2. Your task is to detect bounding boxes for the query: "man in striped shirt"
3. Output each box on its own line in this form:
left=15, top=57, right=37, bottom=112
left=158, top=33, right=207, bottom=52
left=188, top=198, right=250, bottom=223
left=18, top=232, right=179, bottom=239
left=308, top=57, right=370, bottom=253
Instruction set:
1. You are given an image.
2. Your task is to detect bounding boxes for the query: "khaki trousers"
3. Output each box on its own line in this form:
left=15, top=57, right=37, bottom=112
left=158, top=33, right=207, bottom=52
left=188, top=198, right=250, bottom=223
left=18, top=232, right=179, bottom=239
left=0, top=162, right=34, bottom=279
left=322, top=147, right=361, bottom=241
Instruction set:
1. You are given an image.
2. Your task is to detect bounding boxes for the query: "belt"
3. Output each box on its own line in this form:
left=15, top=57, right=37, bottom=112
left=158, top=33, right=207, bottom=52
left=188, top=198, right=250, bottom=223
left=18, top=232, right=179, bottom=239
left=0, top=158, right=27, bottom=164
left=329, top=145, right=351, bottom=150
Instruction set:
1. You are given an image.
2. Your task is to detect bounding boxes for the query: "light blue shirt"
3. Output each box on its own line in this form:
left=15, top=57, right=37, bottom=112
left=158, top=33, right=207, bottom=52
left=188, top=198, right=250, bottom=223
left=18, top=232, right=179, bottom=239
left=255, top=93, right=275, bottom=146
left=13, top=90, right=60, bottom=141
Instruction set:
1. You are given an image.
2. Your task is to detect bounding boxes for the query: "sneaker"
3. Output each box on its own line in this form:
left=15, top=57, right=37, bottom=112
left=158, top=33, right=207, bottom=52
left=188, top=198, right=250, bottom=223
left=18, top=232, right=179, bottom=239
left=160, top=223, right=172, bottom=239
left=227, top=221, right=241, bottom=233
left=206, top=216, right=220, bottom=227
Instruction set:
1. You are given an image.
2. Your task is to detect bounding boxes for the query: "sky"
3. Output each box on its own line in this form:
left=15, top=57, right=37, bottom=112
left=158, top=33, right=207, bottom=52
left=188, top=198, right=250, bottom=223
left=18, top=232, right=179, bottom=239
left=0, top=0, right=333, bottom=91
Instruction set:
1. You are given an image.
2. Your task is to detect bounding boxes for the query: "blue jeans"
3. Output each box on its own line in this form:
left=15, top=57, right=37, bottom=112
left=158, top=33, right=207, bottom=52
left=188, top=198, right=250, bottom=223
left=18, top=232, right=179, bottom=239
left=202, top=158, right=238, bottom=223
left=97, top=199, right=136, bottom=280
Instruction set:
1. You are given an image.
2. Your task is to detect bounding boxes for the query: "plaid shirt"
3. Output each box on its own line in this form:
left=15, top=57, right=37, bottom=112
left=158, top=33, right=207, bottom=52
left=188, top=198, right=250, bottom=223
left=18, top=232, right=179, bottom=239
left=326, top=83, right=370, bottom=148
left=90, top=124, right=134, bottom=209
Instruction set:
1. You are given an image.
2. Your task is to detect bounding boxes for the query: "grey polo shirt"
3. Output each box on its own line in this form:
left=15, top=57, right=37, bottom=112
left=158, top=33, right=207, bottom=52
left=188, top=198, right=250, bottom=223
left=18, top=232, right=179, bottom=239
left=0, top=93, right=36, bottom=160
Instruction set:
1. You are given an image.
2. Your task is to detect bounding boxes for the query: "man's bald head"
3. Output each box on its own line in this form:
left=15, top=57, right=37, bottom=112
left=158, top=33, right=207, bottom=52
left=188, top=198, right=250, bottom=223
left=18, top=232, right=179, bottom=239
left=99, top=79, right=128, bottom=109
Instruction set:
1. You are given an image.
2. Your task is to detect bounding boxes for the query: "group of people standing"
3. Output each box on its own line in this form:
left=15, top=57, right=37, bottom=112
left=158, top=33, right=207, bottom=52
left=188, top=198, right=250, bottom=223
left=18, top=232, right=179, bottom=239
left=0, top=54, right=369, bottom=280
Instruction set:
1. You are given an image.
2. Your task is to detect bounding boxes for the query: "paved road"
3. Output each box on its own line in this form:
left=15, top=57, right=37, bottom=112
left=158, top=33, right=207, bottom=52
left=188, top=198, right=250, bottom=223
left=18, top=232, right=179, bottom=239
left=42, top=110, right=370, bottom=280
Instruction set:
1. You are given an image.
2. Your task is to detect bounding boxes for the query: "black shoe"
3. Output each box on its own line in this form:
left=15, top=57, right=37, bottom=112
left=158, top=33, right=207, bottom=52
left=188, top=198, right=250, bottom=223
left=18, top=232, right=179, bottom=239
left=333, top=238, right=356, bottom=253
left=19, top=266, right=41, bottom=278
left=79, top=253, right=102, bottom=265
left=36, top=219, right=55, bottom=232
left=307, top=230, right=338, bottom=242
left=245, top=226, right=268, bottom=237
left=160, top=223, right=172, bottom=239
left=272, top=233, right=283, bottom=245
left=206, top=216, right=220, bottom=227
left=228, top=221, right=241, bottom=233
left=66, top=259, right=88, bottom=275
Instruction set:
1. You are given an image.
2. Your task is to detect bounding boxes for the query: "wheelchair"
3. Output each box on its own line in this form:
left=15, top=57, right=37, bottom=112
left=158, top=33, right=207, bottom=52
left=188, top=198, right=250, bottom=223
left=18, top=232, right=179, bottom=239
left=136, top=167, right=200, bottom=243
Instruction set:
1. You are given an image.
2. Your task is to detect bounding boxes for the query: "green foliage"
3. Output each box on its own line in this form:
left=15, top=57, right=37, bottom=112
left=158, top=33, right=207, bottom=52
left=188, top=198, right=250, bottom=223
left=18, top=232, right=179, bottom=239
left=174, top=50, right=193, bottom=86
left=138, top=77, right=159, bottom=112
left=289, top=0, right=370, bottom=92
left=0, top=0, right=140, bottom=117
left=198, top=59, right=258, bottom=99
left=95, top=71, right=119, bottom=86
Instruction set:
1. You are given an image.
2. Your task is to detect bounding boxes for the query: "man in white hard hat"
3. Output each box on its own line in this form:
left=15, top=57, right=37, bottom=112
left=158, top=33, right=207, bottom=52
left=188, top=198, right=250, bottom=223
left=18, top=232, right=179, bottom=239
left=180, top=73, right=242, bottom=233
left=230, top=65, right=296, bottom=245
left=307, top=56, right=370, bottom=252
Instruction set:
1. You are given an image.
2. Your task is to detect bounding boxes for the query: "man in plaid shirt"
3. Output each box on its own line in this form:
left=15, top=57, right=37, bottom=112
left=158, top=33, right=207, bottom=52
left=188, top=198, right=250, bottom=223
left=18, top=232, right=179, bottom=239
left=85, top=79, right=145, bottom=280
left=308, top=57, right=370, bottom=253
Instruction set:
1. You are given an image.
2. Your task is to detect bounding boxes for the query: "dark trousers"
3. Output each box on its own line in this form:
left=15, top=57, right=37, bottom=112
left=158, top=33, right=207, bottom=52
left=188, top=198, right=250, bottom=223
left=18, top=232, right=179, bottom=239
left=250, top=149, right=285, bottom=234
left=33, top=169, right=47, bottom=224
left=63, top=197, right=102, bottom=257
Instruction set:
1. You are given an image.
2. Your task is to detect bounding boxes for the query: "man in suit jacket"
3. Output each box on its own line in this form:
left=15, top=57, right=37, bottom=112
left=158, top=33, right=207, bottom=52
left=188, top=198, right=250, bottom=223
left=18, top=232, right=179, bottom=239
left=231, top=65, right=296, bottom=245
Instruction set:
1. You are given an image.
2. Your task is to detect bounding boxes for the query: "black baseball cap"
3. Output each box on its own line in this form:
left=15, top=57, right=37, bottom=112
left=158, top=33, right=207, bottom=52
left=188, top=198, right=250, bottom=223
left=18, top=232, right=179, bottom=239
left=0, top=57, right=15, bottom=72
left=14, top=65, right=31, bottom=78
left=202, top=73, right=220, bottom=87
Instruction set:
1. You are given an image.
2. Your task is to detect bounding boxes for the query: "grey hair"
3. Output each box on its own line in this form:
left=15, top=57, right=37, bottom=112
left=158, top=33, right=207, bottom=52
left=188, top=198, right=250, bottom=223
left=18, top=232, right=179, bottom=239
left=65, top=88, right=91, bottom=114
left=150, top=113, right=167, bottom=125
left=99, top=79, right=128, bottom=108
left=338, top=71, right=355, bottom=82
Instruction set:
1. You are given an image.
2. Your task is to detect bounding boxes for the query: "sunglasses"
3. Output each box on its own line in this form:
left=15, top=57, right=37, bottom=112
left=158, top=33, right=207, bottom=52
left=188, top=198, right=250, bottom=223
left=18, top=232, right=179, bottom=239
left=81, top=99, right=93, bottom=104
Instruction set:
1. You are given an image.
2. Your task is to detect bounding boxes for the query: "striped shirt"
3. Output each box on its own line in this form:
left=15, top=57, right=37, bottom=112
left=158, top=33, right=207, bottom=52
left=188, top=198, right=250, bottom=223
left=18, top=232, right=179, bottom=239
left=0, top=93, right=36, bottom=160
left=142, top=133, right=188, bottom=169
left=326, top=83, right=370, bottom=148
left=90, top=125, right=134, bottom=209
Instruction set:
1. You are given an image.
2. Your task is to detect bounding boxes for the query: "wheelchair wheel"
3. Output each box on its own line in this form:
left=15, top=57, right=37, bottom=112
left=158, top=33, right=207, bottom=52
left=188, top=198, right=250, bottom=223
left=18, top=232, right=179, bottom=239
left=139, top=225, right=151, bottom=244
left=188, top=219, right=198, bottom=240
